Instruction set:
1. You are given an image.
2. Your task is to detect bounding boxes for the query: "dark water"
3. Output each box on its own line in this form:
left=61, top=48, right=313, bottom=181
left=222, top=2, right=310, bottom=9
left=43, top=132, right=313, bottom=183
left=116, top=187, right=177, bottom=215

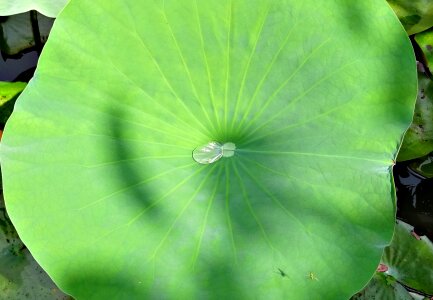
left=0, top=51, right=38, bottom=81
left=394, top=162, right=433, bottom=241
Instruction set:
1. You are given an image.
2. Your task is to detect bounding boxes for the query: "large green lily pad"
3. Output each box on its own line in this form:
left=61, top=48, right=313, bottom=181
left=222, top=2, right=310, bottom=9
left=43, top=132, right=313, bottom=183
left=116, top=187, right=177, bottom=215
left=0, top=0, right=416, bottom=299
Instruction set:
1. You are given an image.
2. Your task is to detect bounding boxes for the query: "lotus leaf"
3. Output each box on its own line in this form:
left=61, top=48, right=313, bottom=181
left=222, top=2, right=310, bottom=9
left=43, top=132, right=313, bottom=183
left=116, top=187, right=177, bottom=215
left=0, top=81, right=26, bottom=124
left=351, top=272, right=414, bottom=300
left=0, top=0, right=417, bottom=299
left=0, top=193, right=70, bottom=299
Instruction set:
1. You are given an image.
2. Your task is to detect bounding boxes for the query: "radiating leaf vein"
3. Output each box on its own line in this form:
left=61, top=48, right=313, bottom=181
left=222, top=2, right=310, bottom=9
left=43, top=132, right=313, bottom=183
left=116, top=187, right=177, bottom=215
left=77, top=163, right=195, bottom=209
left=240, top=60, right=357, bottom=140
left=230, top=5, right=271, bottom=132
left=123, top=1, right=212, bottom=137
left=232, top=160, right=279, bottom=252
left=149, top=164, right=218, bottom=262
left=191, top=165, right=223, bottom=269
left=194, top=0, right=221, bottom=134
left=126, top=166, right=208, bottom=226
left=223, top=0, right=233, bottom=135
left=225, top=162, right=238, bottom=263
left=162, top=1, right=217, bottom=134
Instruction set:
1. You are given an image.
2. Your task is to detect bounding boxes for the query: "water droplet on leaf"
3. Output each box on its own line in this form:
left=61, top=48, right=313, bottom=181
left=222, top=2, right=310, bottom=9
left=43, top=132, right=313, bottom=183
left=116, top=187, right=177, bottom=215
left=192, top=142, right=236, bottom=164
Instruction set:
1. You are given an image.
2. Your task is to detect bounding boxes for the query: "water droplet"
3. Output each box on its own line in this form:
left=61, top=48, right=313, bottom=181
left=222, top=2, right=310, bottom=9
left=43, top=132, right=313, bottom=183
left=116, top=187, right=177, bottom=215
left=222, top=142, right=235, bottom=157
left=192, top=142, right=236, bottom=164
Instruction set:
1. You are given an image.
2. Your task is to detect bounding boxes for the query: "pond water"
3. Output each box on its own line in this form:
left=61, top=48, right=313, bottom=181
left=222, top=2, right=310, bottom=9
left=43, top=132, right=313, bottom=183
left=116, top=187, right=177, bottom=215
left=394, top=162, right=433, bottom=241
left=0, top=51, right=38, bottom=81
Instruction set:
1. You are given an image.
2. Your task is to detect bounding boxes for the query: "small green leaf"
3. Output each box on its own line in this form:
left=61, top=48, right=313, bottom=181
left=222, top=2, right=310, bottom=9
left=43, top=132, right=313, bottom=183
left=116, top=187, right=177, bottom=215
left=397, top=72, right=433, bottom=161
left=351, top=272, right=414, bottom=300
left=415, top=28, right=433, bottom=71
left=387, top=0, right=433, bottom=35
left=409, top=153, right=433, bottom=178
left=382, top=221, right=433, bottom=294
left=0, top=81, right=26, bottom=124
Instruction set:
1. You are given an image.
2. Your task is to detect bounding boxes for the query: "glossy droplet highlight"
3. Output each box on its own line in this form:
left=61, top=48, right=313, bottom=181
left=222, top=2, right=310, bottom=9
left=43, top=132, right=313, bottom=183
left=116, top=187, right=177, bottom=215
left=192, top=142, right=236, bottom=164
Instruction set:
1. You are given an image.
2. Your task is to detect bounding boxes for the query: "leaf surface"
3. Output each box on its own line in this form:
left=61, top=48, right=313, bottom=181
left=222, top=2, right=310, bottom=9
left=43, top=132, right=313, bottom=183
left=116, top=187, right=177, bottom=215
left=0, top=193, right=71, bottom=299
left=0, top=81, right=26, bottom=124
left=409, top=153, right=433, bottom=178
left=0, top=0, right=417, bottom=299
left=415, top=28, right=433, bottom=71
left=382, top=221, right=433, bottom=294
left=351, top=273, right=414, bottom=300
